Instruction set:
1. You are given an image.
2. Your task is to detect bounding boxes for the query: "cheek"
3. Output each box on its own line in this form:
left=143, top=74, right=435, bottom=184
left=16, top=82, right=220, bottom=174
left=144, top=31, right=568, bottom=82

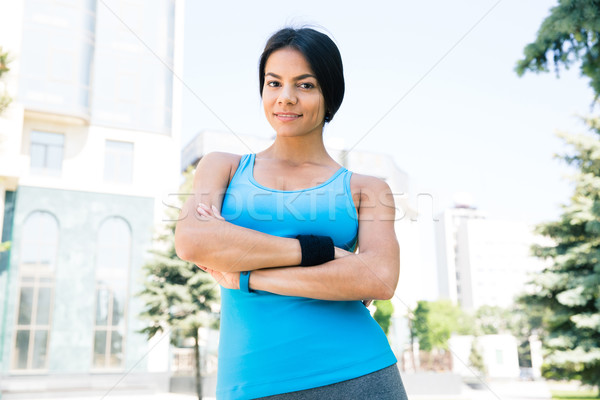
left=316, top=95, right=326, bottom=119
left=262, top=91, right=277, bottom=108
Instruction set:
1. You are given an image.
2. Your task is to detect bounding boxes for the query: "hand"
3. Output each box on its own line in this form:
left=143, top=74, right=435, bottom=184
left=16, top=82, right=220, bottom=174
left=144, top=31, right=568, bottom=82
left=196, top=203, right=225, bottom=220
left=197, top=264, right=240, bottom=290
left=362, top=299, right=373, bottom=307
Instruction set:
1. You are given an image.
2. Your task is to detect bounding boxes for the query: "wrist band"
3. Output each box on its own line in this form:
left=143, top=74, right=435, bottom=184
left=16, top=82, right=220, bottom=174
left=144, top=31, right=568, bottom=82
left=296, top=234, right=335, bottom=266
left=239, top=271, right=252, bottom=293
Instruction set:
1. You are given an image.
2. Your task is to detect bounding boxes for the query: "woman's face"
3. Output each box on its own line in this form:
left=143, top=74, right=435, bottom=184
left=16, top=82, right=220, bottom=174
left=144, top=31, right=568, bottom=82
left=262, top=47, right=326, bottom=138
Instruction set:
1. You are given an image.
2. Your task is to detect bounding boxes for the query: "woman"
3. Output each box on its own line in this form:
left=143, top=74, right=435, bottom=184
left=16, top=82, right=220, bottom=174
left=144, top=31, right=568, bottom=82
left=175, top=27, right=408, bottom=400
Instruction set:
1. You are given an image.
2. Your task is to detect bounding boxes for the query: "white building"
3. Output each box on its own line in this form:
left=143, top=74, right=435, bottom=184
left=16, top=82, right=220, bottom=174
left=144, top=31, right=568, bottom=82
left=0, top=0, right=183, bottom=394
left=436, top=202, right=552, bottom=310
left=435, top=202, right=487, bottom=305
left=449, top=334, right=520, bottom=379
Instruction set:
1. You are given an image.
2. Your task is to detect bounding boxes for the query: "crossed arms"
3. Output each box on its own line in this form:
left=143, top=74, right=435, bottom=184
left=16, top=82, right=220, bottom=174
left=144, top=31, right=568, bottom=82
left=174, top=151, right=400, bottom=301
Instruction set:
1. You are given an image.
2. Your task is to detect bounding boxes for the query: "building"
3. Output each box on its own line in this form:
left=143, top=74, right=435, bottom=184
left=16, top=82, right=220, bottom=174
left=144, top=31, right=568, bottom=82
left=435, top=200, right=552, bottom=310
left=449, top=334, right=520, bottom=379
left=435, top=201, right=487, bottom=306
left=0, top=0, right=183, bottom=394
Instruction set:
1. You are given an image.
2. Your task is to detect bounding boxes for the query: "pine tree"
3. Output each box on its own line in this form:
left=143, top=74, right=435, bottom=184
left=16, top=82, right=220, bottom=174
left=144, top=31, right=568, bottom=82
left=137, top=167, right=219, bottom=400
left=515, top=2, right=600, bottom=393
left=522, top=117, right=600, bottom=394
left=515, top=0, right=600, bottom=100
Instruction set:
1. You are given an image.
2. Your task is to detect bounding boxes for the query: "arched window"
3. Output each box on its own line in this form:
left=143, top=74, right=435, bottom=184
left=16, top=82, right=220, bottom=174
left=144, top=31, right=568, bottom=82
left=93, top=217, right=131, bottom=369
left=13, top=211, right=58, bottom=370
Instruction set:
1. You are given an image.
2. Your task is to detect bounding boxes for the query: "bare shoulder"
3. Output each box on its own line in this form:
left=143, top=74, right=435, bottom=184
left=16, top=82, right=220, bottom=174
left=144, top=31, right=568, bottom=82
left=195, top=151, right=243, bottom=182
left=197, top=151, right=242, bottom=169
left=350, top=173, right=392, bottom=203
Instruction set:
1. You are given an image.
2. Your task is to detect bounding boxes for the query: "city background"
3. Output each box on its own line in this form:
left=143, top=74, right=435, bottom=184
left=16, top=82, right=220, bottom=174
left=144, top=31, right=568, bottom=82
left=0, top=0, right=598, bottom=399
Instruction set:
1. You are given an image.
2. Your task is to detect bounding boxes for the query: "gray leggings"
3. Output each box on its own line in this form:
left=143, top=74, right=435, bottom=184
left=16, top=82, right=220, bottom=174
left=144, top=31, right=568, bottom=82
left=255, top=364, right=408, bottom=400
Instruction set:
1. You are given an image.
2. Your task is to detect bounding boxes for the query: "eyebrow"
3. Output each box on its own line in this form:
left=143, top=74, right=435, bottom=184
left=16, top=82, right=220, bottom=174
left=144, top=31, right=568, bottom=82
left=265, top=72, right=317, bottom=80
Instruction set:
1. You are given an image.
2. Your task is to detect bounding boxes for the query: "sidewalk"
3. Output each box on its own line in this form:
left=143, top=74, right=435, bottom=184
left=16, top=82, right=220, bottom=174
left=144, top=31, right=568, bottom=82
left=2, top=379, right=554, bottom=400
left=411, top=380, right=552, bottom=400
left=1, top=392, right=207, bottom=400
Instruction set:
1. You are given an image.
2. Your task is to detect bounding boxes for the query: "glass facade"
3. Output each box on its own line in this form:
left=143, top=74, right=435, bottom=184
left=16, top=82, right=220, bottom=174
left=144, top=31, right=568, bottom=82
left=13, top=211, right=58, bottom=370
left=18, top=0, right=96, bottom=118
left=92, top=217, right=131, bottom=369
left=90, top=0, right=174, bottom=134
left=18, top=0, right=174, bottom=134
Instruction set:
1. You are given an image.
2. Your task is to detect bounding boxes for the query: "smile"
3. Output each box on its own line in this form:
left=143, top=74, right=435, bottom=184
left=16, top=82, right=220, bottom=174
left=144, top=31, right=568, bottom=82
left=275, top=113, right=302, bottom=121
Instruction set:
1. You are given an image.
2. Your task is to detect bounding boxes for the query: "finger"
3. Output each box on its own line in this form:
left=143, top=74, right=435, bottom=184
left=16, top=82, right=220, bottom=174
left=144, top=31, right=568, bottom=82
left=197, top=264, right=208, bottom=271
left=211, top=205, right=226, bottom=220
left=196, top=204, right=212, bottom=217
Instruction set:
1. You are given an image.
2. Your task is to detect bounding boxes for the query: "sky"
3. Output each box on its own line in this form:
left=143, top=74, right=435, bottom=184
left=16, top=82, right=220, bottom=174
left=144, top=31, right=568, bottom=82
left=181, top=0, right=597, bottom=227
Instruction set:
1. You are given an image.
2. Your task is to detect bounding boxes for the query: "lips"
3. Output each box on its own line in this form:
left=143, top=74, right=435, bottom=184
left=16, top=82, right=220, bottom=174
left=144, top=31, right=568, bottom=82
left=275, top=113, right=302, bottom=121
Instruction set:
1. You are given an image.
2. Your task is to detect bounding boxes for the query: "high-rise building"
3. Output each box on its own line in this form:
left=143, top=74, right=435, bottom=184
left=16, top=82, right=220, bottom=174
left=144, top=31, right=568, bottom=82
left=435, top=200, right=552, bottom=310
left=435, top=201, right=487, bottom=305
left=0, top=0, right=183, bottom=394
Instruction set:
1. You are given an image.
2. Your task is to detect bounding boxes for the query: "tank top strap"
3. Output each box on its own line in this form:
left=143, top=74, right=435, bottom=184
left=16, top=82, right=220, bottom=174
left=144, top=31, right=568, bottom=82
left=229, top=153, right=253, bottom=184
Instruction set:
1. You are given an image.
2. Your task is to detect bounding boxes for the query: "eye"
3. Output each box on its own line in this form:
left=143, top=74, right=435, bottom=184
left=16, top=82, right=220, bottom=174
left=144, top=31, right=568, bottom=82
left=298, top=82, right=315, bottom=89
left=266, top=81, right=280, bottom=87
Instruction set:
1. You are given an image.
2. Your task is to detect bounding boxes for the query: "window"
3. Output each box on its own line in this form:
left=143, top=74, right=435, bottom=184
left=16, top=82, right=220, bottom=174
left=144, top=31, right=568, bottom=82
left=104, top=141, right=133, bottom=184
left=93, top=217, right=131, bottom=369
left=496, top=349, right=504, bottom=365
left=13, top=211, right=58, bottom=370
left=30, top=131, right=64, bottom=175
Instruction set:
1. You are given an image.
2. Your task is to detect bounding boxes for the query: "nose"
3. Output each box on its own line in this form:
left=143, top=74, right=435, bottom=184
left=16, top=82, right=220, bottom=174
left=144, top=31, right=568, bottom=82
left=277, top=85, right=297, bottom=105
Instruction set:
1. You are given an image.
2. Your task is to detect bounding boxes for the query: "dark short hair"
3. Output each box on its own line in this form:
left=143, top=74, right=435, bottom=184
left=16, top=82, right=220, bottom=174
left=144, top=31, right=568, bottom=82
left=259, top=27, right=345, bottom=123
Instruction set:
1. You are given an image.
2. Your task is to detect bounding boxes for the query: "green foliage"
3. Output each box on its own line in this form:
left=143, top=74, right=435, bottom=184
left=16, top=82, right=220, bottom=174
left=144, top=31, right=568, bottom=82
left=0, top=46, right=11, bottom=114
left=469, top=337, right=486, bottom=377
left=473, top=305, right=511, bottom=335
left=520, top=117, right=600, bottom=391
left=373, top=300, right=394, bottom=336
left=137, top=166, right=218, bottom=339
left=137, top=246, right=219, bottom=341
left=0, top=241, right=10, bottom=253
left=137, top=166, right=218, bottom=400
left=515, top=0, right=600, bottom=99
left=411, top=300, right=465, bottom=351
left=551, top=389, right=599, bottom=399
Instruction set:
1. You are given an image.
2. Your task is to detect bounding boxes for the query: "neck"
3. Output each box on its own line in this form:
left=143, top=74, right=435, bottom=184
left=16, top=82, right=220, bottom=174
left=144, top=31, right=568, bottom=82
left=263, top=129, right=331, bottom=166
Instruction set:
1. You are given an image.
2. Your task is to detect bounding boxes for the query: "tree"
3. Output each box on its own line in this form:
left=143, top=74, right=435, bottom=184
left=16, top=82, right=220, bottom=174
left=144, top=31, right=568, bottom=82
left=515, top=0, right=600, bottom=100
left=520, top=117, right=600, bottom=394
left=469, top=337, right=487, bottom=378
left=0, top=47, right=11, bottom=114
left=515, top=2, right=600, bottom=392
left=373, top=299, right=394, bottom=336
left=411, top=300, right=465, bottom=352
left=137, top=167, right=219, bottom=400
left=473, top=305, right=512, bottom=335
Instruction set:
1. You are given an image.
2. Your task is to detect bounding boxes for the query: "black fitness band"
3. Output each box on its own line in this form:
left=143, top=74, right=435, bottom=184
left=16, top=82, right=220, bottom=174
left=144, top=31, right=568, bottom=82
left=296, top=234, right=335, bottom=266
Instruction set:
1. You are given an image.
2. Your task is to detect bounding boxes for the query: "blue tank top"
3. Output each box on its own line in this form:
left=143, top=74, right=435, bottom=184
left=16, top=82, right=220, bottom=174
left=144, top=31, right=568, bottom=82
left=217, top=153, right=397, bottom=400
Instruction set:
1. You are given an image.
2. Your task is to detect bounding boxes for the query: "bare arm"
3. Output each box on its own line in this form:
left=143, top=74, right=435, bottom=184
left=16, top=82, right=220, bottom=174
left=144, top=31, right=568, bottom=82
left=174, top=152, right=302, bottom=272
left=203, top=176, right=400, bottom=301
